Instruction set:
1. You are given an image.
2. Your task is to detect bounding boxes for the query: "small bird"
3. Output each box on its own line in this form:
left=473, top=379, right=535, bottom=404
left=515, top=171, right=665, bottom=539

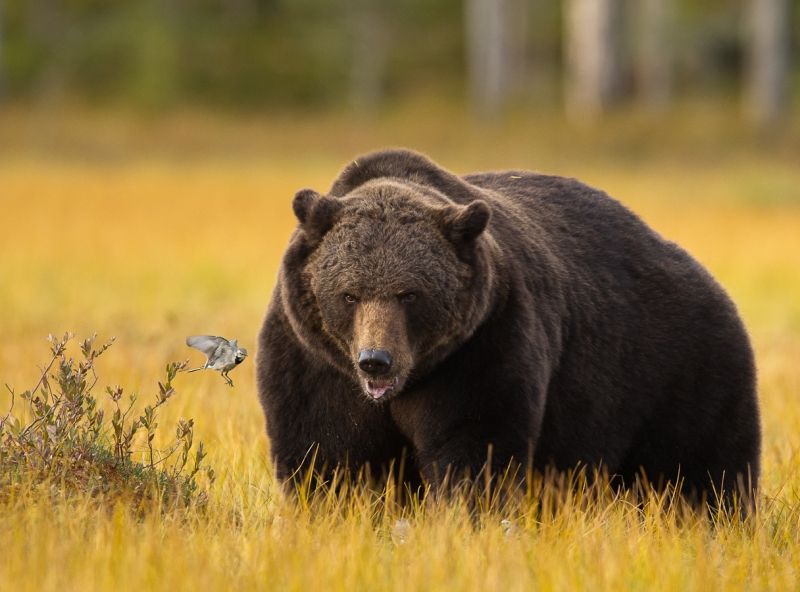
left=186, top=335, right=248, bottom=387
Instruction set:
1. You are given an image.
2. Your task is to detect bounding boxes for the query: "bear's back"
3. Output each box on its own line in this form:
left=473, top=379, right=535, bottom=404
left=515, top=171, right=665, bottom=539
left=462, top=170, right=724, bottom=316
left=463, top=171, right=670, bottom=267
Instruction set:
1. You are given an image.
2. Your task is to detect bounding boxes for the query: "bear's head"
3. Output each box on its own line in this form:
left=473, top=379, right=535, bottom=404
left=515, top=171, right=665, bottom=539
left=284, top=175, right=496, bottom=402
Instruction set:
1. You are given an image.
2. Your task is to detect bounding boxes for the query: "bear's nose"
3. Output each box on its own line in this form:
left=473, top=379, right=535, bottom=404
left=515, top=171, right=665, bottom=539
left=358, top=349, right=393, bottom=376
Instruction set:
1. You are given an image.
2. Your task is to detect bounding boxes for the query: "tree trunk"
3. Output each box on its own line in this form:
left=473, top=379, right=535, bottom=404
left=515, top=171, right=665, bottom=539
left=636, top=0, right=672, bottom=110
left=465, top=0, right=511, bottom=120
left=0, top=0, right=5, bottom=100
left=349, top=0, right=388, bottom=113
left=29, top=0, right=68, bottom=103
left=508, top=0, right=530, bottom=100
left=528, top=0, right=561, bottom=105
left=563, top=0, right=622, bottom=122
left=744, top=0, right=790, bottom=125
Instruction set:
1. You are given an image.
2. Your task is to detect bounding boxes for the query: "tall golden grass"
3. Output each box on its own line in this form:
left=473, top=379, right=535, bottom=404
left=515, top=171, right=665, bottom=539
left=1, top=107, right=800, bottom=590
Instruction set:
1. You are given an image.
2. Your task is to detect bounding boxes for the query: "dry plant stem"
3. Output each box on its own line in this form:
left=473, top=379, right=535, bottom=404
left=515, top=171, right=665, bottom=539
left=15, top=334, right=70, bottom=438
left=1, top=384, right=15, bottom=426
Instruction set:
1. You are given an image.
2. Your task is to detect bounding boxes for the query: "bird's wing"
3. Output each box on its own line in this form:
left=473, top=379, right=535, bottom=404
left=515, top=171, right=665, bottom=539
left=186, top=336, right=229, bottom=357
left=229, top=339, right=238, bottom=349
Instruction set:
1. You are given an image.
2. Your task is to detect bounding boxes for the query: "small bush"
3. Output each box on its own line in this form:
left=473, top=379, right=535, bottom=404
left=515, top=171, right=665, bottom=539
left=0, top=332, right=213, bottom=508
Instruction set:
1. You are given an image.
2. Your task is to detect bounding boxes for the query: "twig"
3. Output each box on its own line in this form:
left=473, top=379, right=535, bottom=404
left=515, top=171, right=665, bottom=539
left=2, top=384, right=15, bottom=425
left=27, top=351, right=60, bottom=401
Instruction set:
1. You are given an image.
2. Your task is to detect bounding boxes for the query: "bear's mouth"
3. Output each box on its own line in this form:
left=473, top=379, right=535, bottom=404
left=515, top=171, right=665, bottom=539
left=364, top=376, right=400, bottom=400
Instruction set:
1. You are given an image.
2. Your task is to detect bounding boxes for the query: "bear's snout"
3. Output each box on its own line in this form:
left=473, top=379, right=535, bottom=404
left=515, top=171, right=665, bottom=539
left=358, top=349, right=393, bottom=376
left=352, top=300, right=413, bottom=401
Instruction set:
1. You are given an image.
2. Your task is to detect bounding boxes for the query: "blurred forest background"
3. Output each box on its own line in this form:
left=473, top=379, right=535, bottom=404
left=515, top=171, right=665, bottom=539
left=0, top=0, right=797, bottom=124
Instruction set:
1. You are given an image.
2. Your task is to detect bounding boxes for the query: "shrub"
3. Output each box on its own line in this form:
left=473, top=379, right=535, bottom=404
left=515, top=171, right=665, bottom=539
left=0, top=332, right=213, bottom=508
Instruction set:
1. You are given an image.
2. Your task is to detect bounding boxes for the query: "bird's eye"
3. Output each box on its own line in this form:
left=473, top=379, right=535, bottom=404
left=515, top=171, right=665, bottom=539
left=344, top=293, right=356, bottom=303
left=398, top=292, right=417, bottom=303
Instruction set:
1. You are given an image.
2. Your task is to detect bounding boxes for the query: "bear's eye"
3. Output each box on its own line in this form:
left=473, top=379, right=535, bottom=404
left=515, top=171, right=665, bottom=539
left=343, top=293, right=357, bottom=303
left=398, top=292, right=417, bottom=303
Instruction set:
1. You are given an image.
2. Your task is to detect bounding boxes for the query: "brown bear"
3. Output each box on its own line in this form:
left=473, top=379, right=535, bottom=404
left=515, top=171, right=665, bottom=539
left=256, top=148, right=761, bottom=503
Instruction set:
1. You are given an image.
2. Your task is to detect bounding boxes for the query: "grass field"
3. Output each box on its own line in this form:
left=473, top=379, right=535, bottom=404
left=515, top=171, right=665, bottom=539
left=1, top=105, right=800, bottom=590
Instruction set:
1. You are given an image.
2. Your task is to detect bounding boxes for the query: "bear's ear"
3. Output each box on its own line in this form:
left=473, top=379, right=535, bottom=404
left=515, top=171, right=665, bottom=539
left=292, top=188, right=343, bottom=242
left=440, top=200, right=491, bottom=246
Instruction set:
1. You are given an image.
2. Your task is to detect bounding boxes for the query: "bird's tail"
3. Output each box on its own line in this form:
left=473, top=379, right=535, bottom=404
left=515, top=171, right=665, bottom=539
left=187, top=366, right=206, bottom=373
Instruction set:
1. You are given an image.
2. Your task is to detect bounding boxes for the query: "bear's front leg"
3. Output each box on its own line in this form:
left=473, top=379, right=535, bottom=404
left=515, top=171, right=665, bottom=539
left=390, top=378, right=544, bottom=492
left=422, top=427, right=532, bottom=490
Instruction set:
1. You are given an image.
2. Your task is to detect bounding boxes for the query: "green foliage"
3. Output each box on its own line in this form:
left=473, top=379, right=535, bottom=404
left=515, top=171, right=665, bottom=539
left=2, top=0, right=798, bottom=109
left=0, top=332, right=213, bottom=507
left=0, top=0, right=525, bottom=108
left=0, top=0, right=371, bottom=107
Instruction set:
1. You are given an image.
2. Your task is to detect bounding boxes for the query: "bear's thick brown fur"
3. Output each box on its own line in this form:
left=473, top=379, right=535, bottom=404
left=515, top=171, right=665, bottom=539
left=256, top=149, right=761, bottom=503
